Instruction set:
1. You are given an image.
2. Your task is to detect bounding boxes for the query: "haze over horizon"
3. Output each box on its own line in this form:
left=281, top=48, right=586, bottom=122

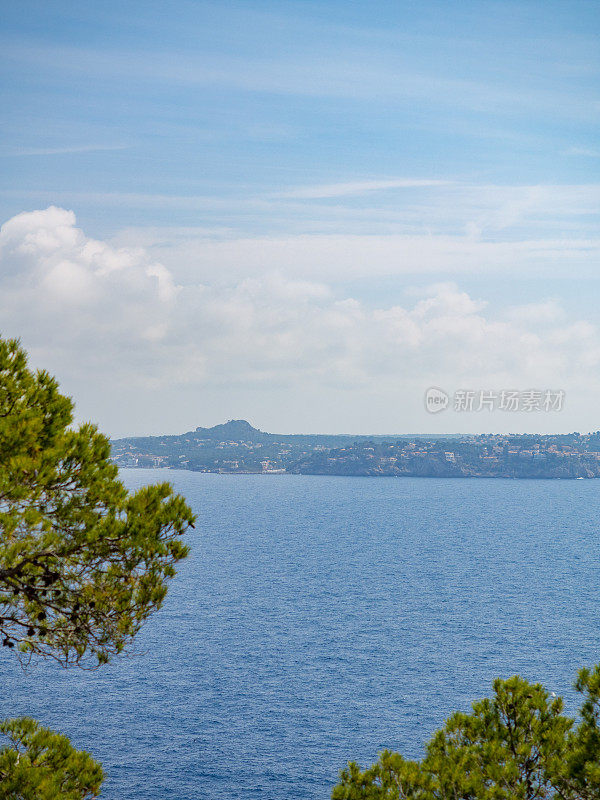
left=112, top=417, right=597, bottom=442
left=1, top=1, right=599, bottom=437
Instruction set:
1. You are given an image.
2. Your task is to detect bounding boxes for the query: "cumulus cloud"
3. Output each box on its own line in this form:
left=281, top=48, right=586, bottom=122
left=1, top=207, right=599, bottom=434
left=0, top=206, right=178, bottom=351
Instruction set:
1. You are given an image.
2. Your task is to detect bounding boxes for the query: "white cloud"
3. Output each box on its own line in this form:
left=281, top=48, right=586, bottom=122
left=504, top=300, right=566, bottom=326
left=5, top=181, right=599, bottom=250
left=0, top=206, right=178, bottom=348
left=3, top=144, right=129, bottom=157
left=564, top=147, right=600, bottom=158
left=86, top=180, right=600, bottom=287
left=273, top=179, right=451, bottom=199
left=4, top=36, right=596, bottom=122
left=1, top=207, right=599, bottom=435
left=136, top=231, right=600, bottom=287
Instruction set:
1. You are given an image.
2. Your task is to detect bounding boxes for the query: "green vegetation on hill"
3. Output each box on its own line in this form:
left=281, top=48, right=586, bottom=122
left=112, top=422, right=600, bottom=479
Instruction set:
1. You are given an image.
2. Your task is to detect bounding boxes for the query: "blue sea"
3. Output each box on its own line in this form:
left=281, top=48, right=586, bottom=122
left=2, top=471, right=600, bottom=799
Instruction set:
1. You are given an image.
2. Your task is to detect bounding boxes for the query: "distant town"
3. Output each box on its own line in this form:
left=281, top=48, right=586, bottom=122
left=110, top=420, right=600, bottom=479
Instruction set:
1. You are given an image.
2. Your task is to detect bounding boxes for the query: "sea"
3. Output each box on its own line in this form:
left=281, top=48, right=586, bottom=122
left=2, top=470, right=600, bottom=799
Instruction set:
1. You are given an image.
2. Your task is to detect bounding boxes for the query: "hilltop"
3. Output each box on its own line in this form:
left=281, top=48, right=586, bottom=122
left=194, top=419, right=264, bottom=441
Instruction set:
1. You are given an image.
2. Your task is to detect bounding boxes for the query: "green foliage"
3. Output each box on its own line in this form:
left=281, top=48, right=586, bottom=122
left=333, top=752, right=429, bottom=799
left=0, top=336, right=195, bottom=666
left=333, top=668, right=600, bottom=799
left=561, top=664, right=600, bottom=798
left=0, top=337, right=195, bottom=796
left=0, top=717, right=103, bottom=799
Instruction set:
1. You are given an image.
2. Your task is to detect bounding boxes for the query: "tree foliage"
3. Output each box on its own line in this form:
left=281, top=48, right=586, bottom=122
left=0, top=336, right=195, bottom=796
left=0, top=335, right=195, bottom=667
left=332, top=666, right=600, bottom=799
left=0, top=718, right=103, bottom=800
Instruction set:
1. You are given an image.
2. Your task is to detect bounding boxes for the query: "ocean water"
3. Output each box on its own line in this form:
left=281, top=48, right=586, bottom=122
left=2, top=471, right=600, bottom=799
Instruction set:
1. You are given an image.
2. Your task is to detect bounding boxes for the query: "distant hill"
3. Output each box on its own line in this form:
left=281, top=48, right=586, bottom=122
left=113, top=419, right=459, bottom=449
left=110, top=422, right=600, bottom=478
left=194, top=419, right=267, bottom=441
left=109, top=418, right=461, bottom=473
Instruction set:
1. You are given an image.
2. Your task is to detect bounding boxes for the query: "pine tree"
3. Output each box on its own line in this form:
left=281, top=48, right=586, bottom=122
left=0, top=336, right=195, bottom=796
left=0, top=718, right=103, bottom=800
left=333, top=668, right=600, bottom=799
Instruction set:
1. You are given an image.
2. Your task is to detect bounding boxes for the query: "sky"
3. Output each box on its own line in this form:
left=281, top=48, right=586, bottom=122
left=0, top=0, right=599, bottom=437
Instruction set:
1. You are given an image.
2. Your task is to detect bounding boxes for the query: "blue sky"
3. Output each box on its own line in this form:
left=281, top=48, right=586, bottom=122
left=2, top=1, right=598, bottom=220
left=0, top=1, right=599, bottom=435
